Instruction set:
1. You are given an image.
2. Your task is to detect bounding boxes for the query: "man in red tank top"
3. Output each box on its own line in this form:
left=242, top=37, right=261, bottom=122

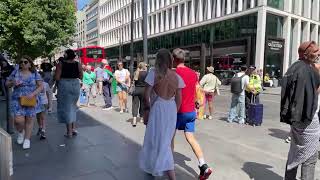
left=172, top=48, right=212, bottom=180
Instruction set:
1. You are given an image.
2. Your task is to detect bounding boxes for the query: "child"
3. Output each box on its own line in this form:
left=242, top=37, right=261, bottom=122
left=36, top=73, right=50, bottom=140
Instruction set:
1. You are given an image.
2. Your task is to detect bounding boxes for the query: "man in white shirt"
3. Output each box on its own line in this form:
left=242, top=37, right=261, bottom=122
left=228, top=66, right=250, bottom=124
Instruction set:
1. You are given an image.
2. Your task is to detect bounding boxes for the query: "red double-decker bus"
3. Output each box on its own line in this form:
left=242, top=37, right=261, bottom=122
left=76, top=46, right=105, bottom=67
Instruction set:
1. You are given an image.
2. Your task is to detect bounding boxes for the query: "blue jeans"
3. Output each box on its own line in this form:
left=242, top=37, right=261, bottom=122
left=228, top=94, right=245, bottom=123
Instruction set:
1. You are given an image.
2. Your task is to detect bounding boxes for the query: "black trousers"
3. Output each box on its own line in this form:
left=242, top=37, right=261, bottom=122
left=245, top=91, right=260, bottom=118
left=132, top=86, right=145, bottom=117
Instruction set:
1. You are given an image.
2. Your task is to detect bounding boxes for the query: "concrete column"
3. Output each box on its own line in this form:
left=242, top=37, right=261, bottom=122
left=294, top=0, right=302, bottom=16
left=190, top=0, right=195, bottom=23
left=156, top=0, right=159, bottom=10
left=165, top=10, right=169, bottom=31
left=238, top=0, right=243, bottom=11
left=255, top=7, right=267, bottom=70
left=226, top=0, right=232, bottom=14
left=147, top=18, right=150, bottom=35
left=257, top=0, right=267, bottom=6
left=183, top=2, right=188, bottom=25
left=148, top=0, right=150, bottom=13
left=232, top=0, right=236, bottom=13
left=216, top=0, right=221, bottom=17
left=284, top=0, right=292, bottom=12
left=312, top=0, right=320, bottom=21
left=283, top=16, right=291, bottom=73
left=155, top=14, right=159, bottom=34
left=160, top=12, right=164, bottom=32
left=161, top=0, right=165, bottom=8
left=291, top=19, right=302, bottom=61
left=151, top=15, right=155, bottom=34
left=171, top=7, right=176, bottom=28
left=207, top=0, right=212, bottom=19
left=311, top=25, right=319, bottom=43
left=302, top=22, right=311, bottom=42
left=250, top=0, right=255, bottom=8
left=304, top=0, right=311, bottom=18
left=177, top=5, right=181, bottom=27
left=140, top=1, right=143, bottom=18
left=199, top=0, right=203, bottom=22
left=151, top=0, right=154, bottom=12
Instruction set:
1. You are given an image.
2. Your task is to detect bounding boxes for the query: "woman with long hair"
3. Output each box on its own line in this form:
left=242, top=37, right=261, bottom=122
left=114, top=61, right=130, bottom=113
left=55, top=49, right=83, bottom=138
left=6, top=55, right=43, bottom=149
left=139, top=49, right=185, bottom=180
left=131, top=62, right=148, bottom=126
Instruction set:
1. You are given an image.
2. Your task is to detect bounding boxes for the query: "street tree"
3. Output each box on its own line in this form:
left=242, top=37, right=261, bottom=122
left=0, top=0, right=76, bottom=61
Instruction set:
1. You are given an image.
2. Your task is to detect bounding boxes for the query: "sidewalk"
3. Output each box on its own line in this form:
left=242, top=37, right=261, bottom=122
left=11, top=103, right=196, bottom=180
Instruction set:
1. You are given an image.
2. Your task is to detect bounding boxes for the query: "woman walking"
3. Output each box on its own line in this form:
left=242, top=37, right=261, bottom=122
left=6, top=56, right=43, bottom=149
left=200, top=66, right=221, bottom=120
left=139, top=49, right=185, bottom=180
left=115, top=61, right=130, bottom=113
left=55, top=49, right=83, bottom=138
left=131, top=62, right=148, bottom=127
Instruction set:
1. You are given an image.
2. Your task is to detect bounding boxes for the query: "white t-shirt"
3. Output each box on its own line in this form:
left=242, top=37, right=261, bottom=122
left=39, top=82, right=50, bottom=105
left=115, top=69, right=129, bottom=83
left=235, top=72, right=249, bottom=95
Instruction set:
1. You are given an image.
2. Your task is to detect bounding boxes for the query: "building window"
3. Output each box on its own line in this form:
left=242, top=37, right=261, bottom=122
left=266, top=14, right=283, bottom=38
left=87, top=19, right=98, bottom=31
left=169, top=8, right=172, bottom=29
left=187, top=1, right=192, bottom=24
left=203, top=0, right=207, bottom=20
left=175, top=6, right=179, bottom=27
left=267, top=0, right=284, bottom=10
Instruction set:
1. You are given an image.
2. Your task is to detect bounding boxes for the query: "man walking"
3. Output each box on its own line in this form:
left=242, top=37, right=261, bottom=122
left=281, top=41, right=320, bottom=180
left=172, top=48, right=212, bottom=180
left=102, top=60, right=113, bottom=110
left=82, top=65, right=97, bottom=106
left=228, top=66, right=249, bottom=124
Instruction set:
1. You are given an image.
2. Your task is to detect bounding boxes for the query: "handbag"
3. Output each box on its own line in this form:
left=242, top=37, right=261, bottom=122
left=20, top=96, right=36, bottom=107
left=128, top=81, right=135, bottom=96
left=79, top=90, right=87, bottom=105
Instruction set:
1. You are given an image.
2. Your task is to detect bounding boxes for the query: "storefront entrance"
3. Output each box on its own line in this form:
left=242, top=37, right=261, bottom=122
left=264, top=37, right=284, bottom=80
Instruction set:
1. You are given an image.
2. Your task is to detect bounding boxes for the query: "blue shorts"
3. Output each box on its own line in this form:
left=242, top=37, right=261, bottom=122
left=176, top=111, right=196, bottom=132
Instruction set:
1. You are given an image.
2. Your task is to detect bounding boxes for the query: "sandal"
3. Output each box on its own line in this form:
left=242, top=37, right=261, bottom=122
left=72, top=130, right=78, bottom=136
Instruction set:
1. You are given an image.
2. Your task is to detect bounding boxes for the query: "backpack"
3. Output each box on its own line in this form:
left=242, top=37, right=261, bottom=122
left=230, top=74, right=246, bottom=94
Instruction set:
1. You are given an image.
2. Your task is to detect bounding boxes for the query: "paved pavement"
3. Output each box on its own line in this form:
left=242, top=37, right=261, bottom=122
left=12, top=90, right=320, bottom=180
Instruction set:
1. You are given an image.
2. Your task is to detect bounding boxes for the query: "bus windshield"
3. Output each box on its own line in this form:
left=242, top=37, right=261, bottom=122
left=86, top=48, right=103, bottom=58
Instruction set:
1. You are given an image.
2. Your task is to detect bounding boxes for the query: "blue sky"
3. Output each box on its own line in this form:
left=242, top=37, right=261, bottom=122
left=77, top=0, right=89, bottom=10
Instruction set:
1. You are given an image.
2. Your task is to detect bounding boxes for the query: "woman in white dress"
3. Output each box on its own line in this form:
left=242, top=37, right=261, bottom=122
left=139, top=49, right=185, bottom=180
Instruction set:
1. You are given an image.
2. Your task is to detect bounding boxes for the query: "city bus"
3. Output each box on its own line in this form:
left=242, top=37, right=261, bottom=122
left=76, top=46, right=106, bottom=68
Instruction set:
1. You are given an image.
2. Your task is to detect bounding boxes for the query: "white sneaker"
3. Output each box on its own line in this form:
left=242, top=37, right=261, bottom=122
left=120, top=110, right=123, bottom=114
left=208, top=116, right=213, bottom=120
left=23, top=139, right=30, bottom=149
left=17, top=132, right=24, bottom=145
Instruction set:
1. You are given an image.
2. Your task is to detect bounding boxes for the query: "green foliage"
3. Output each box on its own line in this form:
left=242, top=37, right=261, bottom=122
left=0, top=0, right=76, bottom=60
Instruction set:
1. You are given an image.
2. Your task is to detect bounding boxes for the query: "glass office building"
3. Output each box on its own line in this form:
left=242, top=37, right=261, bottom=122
left=98, top=0, right=320, bottom=78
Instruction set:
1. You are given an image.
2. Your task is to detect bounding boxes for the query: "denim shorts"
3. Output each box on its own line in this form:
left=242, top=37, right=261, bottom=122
left=176, top=111, right=196, bottom=132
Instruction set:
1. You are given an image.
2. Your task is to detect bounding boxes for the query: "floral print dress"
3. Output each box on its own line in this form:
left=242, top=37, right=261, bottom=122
left=8, top=70, right=42, bottom=117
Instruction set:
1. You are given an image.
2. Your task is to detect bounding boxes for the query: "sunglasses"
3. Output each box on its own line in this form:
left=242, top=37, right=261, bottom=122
left=19, top=60, right=29, bottom=65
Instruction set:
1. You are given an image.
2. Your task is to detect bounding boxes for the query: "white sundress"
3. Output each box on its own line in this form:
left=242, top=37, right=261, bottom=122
left=139, top=69, right=185, bottom=176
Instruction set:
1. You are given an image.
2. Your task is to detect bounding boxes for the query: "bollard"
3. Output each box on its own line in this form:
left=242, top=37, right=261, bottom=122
left=0, top=128, right=13, bottom=180
left=0, top=95, right=7, bottom=131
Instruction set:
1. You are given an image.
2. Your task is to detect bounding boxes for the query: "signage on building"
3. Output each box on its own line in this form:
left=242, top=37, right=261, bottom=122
left=267, top=39, right=284, bottom=52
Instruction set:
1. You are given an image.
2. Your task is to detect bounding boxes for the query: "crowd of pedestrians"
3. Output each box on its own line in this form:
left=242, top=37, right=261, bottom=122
left=1, top=40, right=320, bottom=180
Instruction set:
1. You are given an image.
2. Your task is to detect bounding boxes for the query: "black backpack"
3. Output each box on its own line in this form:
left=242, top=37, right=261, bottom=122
left=230, top=74, right=246, bottom=94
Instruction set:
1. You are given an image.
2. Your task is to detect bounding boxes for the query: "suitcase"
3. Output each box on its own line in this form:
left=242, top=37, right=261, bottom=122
left=248, top=96, right=263, bottom=126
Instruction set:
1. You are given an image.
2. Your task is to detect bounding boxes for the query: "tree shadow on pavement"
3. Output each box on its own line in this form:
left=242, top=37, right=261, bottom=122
left=268, top=128, right=289, bottom=140
left=242, top=162, right=283, bottom=180
left=13, top=109, right=196, bottom=180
